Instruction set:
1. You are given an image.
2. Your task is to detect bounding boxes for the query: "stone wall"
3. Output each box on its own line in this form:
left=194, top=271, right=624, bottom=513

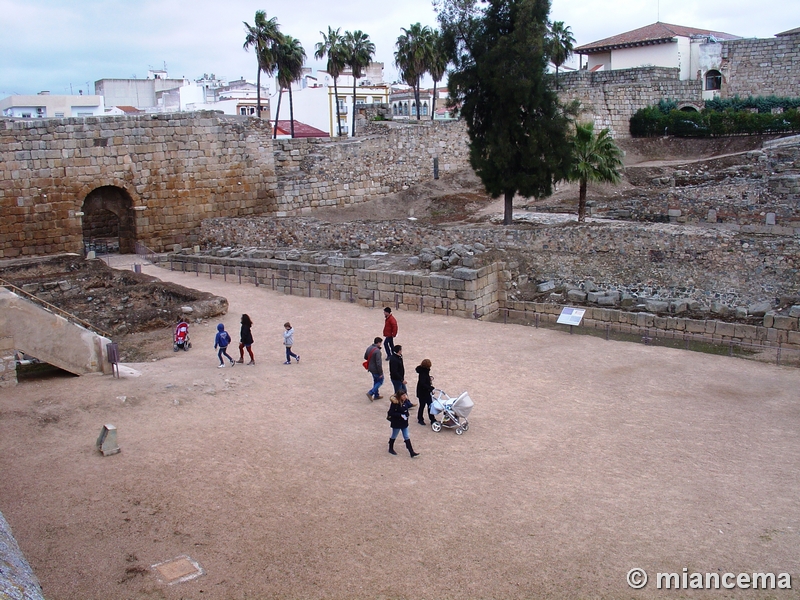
left=505, top=301, right=800, bottom=348
left=723, top=34, right=800, bottom=99
left=199, top=215, right=800, bottom=309
left=0, top=112, right=276, bottom=258
left=558, top=68, right=702, bottom=138
left=271, top=120, right=470, bottom=214
left=163, top=252, right=503, bottom=319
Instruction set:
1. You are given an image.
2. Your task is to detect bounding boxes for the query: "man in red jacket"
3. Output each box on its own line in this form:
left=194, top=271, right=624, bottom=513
left=383, top=307, right=398, bottom=360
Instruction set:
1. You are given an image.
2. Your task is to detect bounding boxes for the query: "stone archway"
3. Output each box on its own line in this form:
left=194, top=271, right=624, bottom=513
left=81, top=186, right=136, bottom=254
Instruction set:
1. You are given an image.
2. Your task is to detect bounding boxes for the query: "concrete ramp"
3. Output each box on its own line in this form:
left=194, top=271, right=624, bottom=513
left=0, top=288, right=112, bottom=377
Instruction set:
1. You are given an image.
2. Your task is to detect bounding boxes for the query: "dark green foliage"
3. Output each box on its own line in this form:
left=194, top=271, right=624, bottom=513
left=442, top=0, right=574, bottom=224
left=630, top=95, right=800, bottom=137
left=705, top=95, right=800, bottom=113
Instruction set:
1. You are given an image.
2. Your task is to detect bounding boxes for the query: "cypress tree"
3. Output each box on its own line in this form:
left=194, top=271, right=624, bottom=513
left=442, top=0, right=574, bottom=224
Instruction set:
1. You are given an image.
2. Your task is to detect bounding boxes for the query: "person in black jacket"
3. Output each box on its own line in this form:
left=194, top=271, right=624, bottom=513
left=237, top=314, right=255, bottom=365
left=388, top=345, right=407, bottom=393
left=415, top=358, right=435, bottom=425
left=387, top=389, right=420, bottom=457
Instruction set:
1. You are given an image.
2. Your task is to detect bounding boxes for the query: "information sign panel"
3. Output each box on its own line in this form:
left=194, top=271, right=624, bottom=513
left=556, top=307, right=586, bottom=326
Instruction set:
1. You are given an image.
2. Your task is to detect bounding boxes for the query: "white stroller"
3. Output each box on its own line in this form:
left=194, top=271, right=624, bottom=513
left=430, top=389, right=474, bottom=435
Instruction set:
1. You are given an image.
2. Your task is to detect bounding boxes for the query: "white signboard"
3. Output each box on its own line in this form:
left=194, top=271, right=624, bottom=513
left=557, top=307, right=586, bottom=326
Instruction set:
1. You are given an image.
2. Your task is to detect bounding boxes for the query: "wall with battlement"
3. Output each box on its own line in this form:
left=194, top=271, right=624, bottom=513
left=0, top=112, right=277, bottom=258
left=723, top=34, right=800, bottom=99
left=271, top=120, right=470, bottom=214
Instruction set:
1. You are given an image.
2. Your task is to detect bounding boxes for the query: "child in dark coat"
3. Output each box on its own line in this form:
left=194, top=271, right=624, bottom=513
left=387, top=389, right=420, bottom=458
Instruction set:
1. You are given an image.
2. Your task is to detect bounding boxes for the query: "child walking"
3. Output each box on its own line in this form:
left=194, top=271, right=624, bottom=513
left=214, top=323, right=235, bottom=368
left=283, top=322, right=300, bottom=365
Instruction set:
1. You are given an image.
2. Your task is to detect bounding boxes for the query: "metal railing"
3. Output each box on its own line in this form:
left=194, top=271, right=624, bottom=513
left=0, top=277, right=113, bottom=339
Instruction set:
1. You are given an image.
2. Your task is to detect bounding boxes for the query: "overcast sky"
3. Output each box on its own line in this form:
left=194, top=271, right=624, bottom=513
left=1, top=0, right=798, bottom=97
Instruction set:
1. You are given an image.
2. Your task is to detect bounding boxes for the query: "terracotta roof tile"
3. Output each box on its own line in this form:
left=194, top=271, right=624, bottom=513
left=272, top=120, right=329, bottom=138
left=576, top=22, right=739, bottom=54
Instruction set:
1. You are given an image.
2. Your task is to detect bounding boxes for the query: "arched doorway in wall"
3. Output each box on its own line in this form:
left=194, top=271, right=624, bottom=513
left=81, top=186, right=136, bottom=254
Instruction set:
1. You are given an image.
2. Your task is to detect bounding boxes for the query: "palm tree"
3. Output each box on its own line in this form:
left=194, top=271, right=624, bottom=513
left=548, top=21, right=575, bottom=90
left=568, top=122, right=623, bottom=222
left=243, top=10, right=280, bottom=119
left=395, top=23, right=434, bottom=121
left=272, top=34, right=307, bottom=139
left=315, top=27, right=347, bottom=137
left=343, top=30, right=375, bottom=137
left=427, top=29, right=449, bottom=121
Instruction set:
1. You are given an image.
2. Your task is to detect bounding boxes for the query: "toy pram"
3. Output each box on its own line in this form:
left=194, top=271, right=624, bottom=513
left=430, top=389, right=473, bottom=435
left=173, top=320, right=192, bottom=352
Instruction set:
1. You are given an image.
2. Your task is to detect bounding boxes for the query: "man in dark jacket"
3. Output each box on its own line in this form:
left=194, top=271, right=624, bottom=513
left=388, top=345, right=407, bottom=393
left=365, top=337, right=384, bottom=402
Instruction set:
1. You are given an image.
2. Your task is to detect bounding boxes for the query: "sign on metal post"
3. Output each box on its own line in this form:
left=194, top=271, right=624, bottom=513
left=556, top=307, right=585, bottom=326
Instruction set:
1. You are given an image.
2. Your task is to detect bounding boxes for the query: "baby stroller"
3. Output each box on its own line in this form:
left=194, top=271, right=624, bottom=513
left=173, top=319, right=192, bottom=352
left=430, top=389, right=474, bottom=435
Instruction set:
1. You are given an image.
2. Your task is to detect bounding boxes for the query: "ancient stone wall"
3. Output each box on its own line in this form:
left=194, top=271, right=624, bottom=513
left=271, top=120, right=470, bottom=214
left=505, top=301, right=800, bottom=348
left=722, top=34, right=800, bottom=98
left=558, top=68, right=702, bottom=138
left=163, top=252, right=503, bottom=319
left=612, top=138, right=800, bottom=225
left=0, top=112, right=277, bottom=258
left=200, top=215, right=800, bottom=309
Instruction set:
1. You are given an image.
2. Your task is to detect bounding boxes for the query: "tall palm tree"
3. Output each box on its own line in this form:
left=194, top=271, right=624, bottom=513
left=548, top=21, right=575, bottom=90
left=395, top=23, right=434, bottom=121
left=343, top=30, right=375, bottom=137
left=568, top=122, right=623, bottom=222
left=243, top=10, right=280, bottom=119
left=273, top=34, right=307, bottom=139
left=426, top=29, right=449, bottom=121
left=315, top=27, right=347, bottom=137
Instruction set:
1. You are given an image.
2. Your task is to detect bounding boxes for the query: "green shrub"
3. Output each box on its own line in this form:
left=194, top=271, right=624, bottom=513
left=630, top=95, right=800, bottom=137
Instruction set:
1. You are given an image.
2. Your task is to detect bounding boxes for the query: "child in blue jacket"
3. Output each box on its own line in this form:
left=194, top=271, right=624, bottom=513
left=214, top=323, right=235, bottom=368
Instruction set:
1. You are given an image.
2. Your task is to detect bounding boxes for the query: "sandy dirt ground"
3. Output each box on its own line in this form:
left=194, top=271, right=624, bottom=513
left=2, top=257, right=800, bottom=600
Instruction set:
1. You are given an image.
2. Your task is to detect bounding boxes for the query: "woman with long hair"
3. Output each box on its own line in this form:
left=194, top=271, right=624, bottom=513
left=238, top=314, right=255, bottom=365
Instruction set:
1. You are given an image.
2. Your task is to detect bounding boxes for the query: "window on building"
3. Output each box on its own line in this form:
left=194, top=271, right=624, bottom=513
left=422, top=102, right=428, bottom=116
left=411, top=102, right=417, bottom=116
left=705, top=70, right=722, bottom=91
left=21, top=113, right=32, bottom=118
left=403, top=103, right=408, bottom=116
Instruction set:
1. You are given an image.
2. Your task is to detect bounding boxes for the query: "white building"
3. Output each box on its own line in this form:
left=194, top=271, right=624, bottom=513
left=390, top=86, right=450, bottom=120
left=95, top=69, right=188, bottom=111
left=274, top=63, right=390, bottom=137
left=0, top=91, right=105, bottom=118
left=575, top=22, right=741, bottom=99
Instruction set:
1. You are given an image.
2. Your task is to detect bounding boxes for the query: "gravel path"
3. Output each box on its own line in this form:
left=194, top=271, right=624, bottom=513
left=1, top=259, right=799, bottom=599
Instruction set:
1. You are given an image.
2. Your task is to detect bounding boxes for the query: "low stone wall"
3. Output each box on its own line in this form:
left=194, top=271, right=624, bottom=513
left=504, top=301, right=800, bottom=349
left=357, top=262, right=504, bottom=318
left=163, top=251, right=799, bottom=350
left=163, top=253, right=504, bottom=319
